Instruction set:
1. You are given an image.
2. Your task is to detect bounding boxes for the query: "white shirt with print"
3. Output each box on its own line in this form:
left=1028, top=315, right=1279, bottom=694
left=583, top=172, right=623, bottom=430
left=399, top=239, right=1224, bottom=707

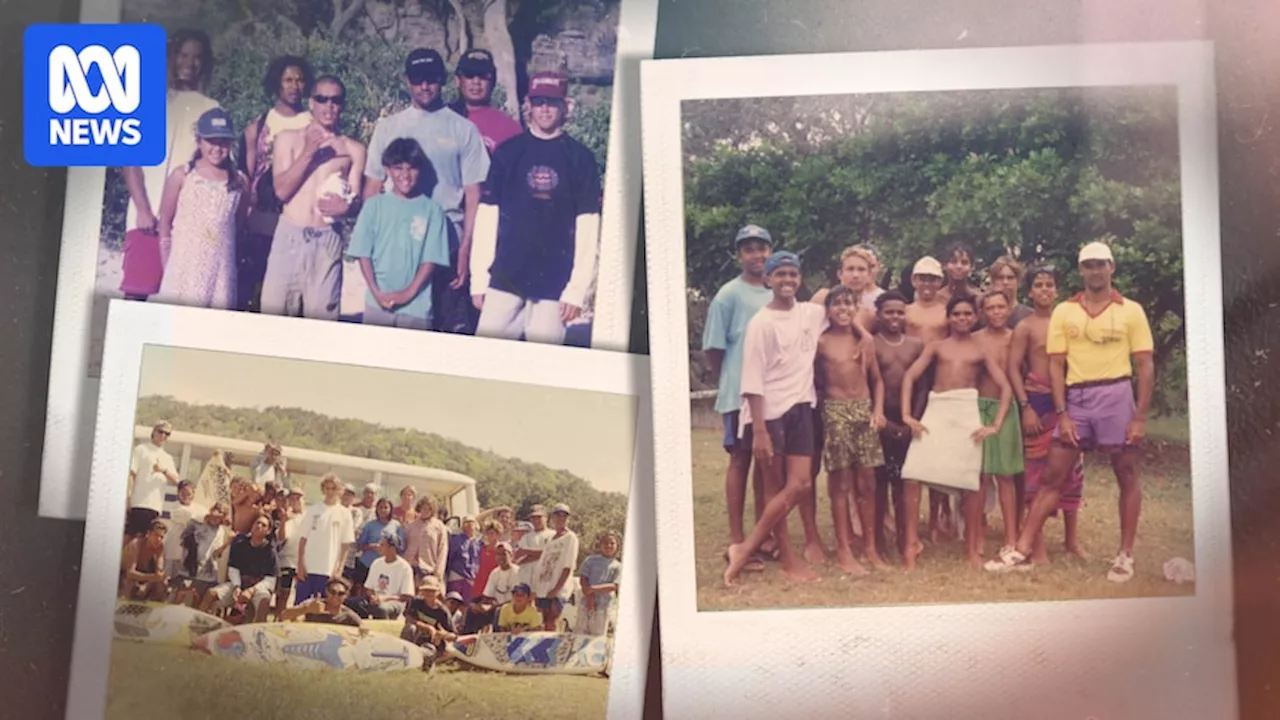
left=483, top=564, right=521, bottom=604
left=533, top=530, right=580, bottom=600
left=365, top=555, right=415, bottom=599
left=299, top=502, right=356, bottom=576
left=516, top=528, right=555, bottom=588
left=129, top=442, right=177, bottom=511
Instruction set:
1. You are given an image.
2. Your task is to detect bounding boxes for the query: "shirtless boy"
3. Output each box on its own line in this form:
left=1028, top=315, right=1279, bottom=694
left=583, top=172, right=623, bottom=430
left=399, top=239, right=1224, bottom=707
left=900, top=295, right=1014, bottom=569
left=815, top=286, right=887, bottom=574
left=973, top=292, right=1025, bottom=556
left=724, top=251, right=827, bottom=586
left=261, top=75, right=367, bottom=320
left=937, top=239, right=978, bottom=304
left=871, top=290, right=924, bottom=562
left=1007, top=264, right=1087, bottom=563
left=904, top=256, right=956, bottom=542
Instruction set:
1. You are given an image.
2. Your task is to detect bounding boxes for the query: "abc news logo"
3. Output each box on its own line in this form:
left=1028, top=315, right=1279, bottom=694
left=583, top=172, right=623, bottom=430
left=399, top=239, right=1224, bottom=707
left=48, top=44, right=144, bottom=146
left=24, top=24, right=167, bottom=167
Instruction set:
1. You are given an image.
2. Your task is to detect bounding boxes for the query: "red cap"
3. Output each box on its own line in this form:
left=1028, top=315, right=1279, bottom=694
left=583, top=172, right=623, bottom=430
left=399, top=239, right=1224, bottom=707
left=528, top=72, right=568, bottom=100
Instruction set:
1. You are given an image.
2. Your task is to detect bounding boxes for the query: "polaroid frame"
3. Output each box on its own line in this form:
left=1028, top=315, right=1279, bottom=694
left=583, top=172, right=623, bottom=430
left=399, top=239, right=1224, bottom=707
left=641, top=42, right=1234, bottom=719
left=39, top=0, right=659, bottom=520
left=66, top=300, right=656, bottom=720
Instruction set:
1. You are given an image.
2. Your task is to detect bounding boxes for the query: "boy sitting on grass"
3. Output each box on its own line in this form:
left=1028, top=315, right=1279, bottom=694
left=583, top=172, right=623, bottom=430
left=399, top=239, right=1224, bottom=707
left=814, top=285, right=887, bottom=575
left=346, top=137, right=451, bottom=329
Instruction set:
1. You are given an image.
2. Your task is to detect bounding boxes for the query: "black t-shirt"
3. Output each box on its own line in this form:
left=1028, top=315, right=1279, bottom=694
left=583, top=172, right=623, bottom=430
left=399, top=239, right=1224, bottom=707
left=481, top=132, right=602, bottom=301
left=228, top=534, right=278, bottom=588
left=304, top=605, right=361, bottom=627
left=406, top=598, right=455, bottom=634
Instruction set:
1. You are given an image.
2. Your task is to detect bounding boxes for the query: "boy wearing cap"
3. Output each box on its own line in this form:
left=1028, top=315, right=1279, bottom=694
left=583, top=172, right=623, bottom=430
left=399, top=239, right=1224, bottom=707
left=448, top=48, right=522, bottom=154
left=252, top=442, right=287, bottom=487
left=494, top=583, right=543, bottom=634
left=401, top=575, right=457, bottom=658
left=470, top=71, right=603, bottom=346
left=723, top=251, right=828, bottom=586
left=988, top=241, right=1154, bottom=581
left=532, top=504, right=579, bottom=630
left=703, top=225, right=775, bottom=573
left=482, top=541, right=521, bottom=604
left=126, top=421, right=181, bottom=547
left=577, top=532, right=622, bottom=636
left=364, top=48, right=490, bottom=334
left=354, top=533, right=415, bottom=620
left=513, top=505, right=554, bottom=588
left=262, top=75, right=367, bottom=321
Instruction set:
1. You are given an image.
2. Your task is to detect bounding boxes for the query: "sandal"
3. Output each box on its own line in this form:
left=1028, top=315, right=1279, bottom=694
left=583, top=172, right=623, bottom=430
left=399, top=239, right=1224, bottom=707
left=1107, top=552, right=1135, bottom=583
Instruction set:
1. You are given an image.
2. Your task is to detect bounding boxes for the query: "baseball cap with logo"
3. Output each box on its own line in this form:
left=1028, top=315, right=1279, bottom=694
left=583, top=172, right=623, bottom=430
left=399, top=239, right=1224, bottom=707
left=764, top=250, right=801, bottom=276
left=195, top=108, right=236, bottom=140
left=912, top=256, right=944, bottom=277
left=405, top=48, right=446, bottom=84
left=457, top=48, right=497, bottom=77
left=1078, top=241, right=1115, bottom=264
left=528, top=72, right=568, bottom=100
left=734, top=224, right=774, bottom=248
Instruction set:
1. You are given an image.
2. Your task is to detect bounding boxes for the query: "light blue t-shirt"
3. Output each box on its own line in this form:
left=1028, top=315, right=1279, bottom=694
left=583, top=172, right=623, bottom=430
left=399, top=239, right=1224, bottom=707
left=346, top=193, right=451, bottom=322
left=702, top=277, right=773, bottom=414
left=355, top=518, right=406, bottom=568
left=364, top=106, right=491, bottom=227
left=577, top=554, right=621, bottom=611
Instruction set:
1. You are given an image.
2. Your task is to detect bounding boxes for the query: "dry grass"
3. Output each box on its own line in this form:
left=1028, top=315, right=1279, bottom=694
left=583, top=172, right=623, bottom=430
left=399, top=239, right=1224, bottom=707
left=690, top=421, right=1197, bottom=612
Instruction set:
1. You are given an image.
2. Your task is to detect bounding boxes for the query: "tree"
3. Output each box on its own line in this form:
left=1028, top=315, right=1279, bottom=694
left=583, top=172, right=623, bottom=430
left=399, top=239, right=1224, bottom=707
left=330, top=0, right=367, bottom=34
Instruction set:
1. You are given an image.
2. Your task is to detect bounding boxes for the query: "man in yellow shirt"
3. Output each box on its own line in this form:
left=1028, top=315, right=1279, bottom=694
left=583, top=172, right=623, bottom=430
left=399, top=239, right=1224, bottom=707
left=985, top=240, right=1154, bottom=582
left=494, top=583, right=543, bottom=634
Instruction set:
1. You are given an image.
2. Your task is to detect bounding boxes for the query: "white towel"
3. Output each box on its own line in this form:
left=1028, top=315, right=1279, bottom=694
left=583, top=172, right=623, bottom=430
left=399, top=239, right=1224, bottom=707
left=900, top=388, right=983, bottom=491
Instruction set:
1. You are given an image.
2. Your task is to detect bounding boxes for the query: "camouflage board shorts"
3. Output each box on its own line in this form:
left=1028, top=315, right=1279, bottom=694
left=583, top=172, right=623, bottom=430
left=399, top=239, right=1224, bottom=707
left=821, top=398, right=885, bottom=473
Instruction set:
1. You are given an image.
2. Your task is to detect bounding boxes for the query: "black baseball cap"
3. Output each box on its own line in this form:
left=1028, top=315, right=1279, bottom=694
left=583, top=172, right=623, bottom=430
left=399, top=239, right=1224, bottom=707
left=405, top=48, right=446, bottom=83
left=456, top=48, right=496, bottom=78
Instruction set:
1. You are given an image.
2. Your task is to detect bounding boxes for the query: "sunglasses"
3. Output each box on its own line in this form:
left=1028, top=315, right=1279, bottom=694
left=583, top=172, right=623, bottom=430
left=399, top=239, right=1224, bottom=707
left=312, top=93, right=345, bottom=106
left=327, top=588, right=348, bottom=597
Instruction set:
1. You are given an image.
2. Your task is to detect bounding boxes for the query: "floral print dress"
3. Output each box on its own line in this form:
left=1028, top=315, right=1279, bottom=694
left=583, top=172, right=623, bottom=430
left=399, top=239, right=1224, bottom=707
left=155, top=169, right=242, bottom=309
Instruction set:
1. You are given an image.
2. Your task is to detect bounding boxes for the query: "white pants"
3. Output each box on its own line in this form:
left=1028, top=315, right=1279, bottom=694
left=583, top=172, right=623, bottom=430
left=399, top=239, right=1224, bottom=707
left=476, top=288, right=566, bottom=345
left=575, top=604, right=610, bottom=636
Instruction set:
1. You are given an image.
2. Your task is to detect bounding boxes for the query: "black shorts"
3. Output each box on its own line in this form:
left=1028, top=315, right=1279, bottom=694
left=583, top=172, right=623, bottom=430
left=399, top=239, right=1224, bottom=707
left=277, top=567, right=297, bottom=591
left=810, top=405, right=825, bottom=459
left=746, top=403, right=816, bottom=458
left=351, top=560, right=372, bottom=587
left=125, top=507, right=159, bottom=537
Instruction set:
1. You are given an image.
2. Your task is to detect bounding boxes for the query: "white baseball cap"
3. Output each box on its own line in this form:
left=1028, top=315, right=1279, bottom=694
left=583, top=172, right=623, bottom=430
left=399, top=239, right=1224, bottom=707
left=912, top=256, right=944, bottom=277
left=1078, top=241, right=1114, bottom=264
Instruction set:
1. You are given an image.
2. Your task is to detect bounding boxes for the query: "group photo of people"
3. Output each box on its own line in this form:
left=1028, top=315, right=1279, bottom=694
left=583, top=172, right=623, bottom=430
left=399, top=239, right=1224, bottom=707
left=106, top=346, right=635, bottom=716
left=90, top=0, right=623, bottom=376
left=683, top=86, right=1196, bottom=611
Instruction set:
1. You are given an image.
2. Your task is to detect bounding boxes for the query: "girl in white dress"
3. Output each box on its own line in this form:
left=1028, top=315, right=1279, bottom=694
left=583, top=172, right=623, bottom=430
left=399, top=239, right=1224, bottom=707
left=155, top=108, right=248, bottom=309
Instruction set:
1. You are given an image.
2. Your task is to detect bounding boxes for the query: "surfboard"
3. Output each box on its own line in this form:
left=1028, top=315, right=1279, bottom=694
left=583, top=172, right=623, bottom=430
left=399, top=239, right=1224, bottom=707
left=193, top=622, right=426, bottom=672
left=361, top=618, right=405, bottom=637
left=114, top=601, right=230, bottom=647
left=446, top=632, right=610, bottom=675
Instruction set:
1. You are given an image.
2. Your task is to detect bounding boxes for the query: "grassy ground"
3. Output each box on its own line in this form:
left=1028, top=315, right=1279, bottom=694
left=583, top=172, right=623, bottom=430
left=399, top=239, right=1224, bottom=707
left=692, top=417, right=1197, bottom=612
left=108, top=641, right=609, bottom=719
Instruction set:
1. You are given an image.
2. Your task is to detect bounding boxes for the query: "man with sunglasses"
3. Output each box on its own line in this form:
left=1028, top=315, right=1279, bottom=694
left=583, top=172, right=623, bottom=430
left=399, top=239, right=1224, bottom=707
left=281, top=576, right=361, bottom=627
left=986, top=241, right=1155, bottom=582
left=447, top=48, right=522, bottom=155
left=261, top=75, right=367, bottom=321
left=364, top=48, right=490, bottom=335
left=125, top=420, right=181, bottom=547
left=469, top=71, right=603, bottom=345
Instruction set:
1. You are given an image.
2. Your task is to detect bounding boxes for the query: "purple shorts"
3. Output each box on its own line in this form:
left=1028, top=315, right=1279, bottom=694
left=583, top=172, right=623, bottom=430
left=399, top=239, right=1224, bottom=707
left=1054, top=378, right=1136, bottom=451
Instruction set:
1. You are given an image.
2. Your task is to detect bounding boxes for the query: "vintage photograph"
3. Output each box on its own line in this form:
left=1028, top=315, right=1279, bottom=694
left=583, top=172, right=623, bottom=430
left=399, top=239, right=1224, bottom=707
left=640, top=42, right=1231, bottom=719
left=69, top=302, right=652, bottom=719
left=682, top=84, right=1197, bottom=611
left=83, top=0, right=630, bottom=373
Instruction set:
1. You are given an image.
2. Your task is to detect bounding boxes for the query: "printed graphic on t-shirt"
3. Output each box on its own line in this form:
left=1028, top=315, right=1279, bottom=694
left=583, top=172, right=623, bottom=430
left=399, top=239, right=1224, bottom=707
left=374, top=573, right=390, bottom=594
left=410, top=216, right=427, bottom=241
left=527, top=165, right=559, bottom=198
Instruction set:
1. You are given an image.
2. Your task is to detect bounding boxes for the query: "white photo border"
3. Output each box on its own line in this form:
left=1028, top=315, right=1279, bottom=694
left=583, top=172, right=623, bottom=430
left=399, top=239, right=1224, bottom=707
left=640, top=42, right=1234, bottom=719
left=66, top=299, right=656, bottom=720
left=39, top=0, right=659, bottom=519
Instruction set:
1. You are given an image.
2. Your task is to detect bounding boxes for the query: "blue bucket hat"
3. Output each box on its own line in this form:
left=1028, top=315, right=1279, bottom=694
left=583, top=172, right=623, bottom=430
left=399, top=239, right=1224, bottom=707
left=764, top=250, right=801, bottom=276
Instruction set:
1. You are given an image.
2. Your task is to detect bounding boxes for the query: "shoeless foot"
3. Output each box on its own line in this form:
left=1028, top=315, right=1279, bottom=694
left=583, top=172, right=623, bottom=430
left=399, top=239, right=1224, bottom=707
left=1030, top=548, right=1051, bottom=566
left=865, top=552, right=892, bottom=572
left=902, top=540, right=924, bottom=571
left=782, top=563, right=822, bottom=583
left=967, top=553, right=985, bottom=570
left=835, top=547, right=868, bottom=576
left=723, top=543, right=751, bottom=587
left=1065, top=543, right=1091, bottom=561
left=803, top=543, right=827, bottom=566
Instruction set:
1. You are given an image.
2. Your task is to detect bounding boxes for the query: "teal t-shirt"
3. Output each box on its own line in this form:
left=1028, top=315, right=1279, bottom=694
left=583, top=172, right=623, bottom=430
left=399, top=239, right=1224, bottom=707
left=346, top=193, right=451, bottom=322
left=702, top=277, right=773, bottom=414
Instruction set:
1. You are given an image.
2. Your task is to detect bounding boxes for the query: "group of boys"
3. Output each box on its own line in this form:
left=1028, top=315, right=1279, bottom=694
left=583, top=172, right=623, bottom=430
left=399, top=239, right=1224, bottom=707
left=120, top=433, right=623, bottom=664
left=706, top=225, right=1155, bottom=587
left=178, top=45, right=601, bottom=344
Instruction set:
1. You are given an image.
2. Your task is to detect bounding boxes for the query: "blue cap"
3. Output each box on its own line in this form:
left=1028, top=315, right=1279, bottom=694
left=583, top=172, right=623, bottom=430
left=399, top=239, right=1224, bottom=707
left=195, top=108, right=236, bottom=140
left=512, top=583, right=532, bottom=596
left=735, top=224, right=773, bottom=247
left=764, top=250, right=800, bottom=275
